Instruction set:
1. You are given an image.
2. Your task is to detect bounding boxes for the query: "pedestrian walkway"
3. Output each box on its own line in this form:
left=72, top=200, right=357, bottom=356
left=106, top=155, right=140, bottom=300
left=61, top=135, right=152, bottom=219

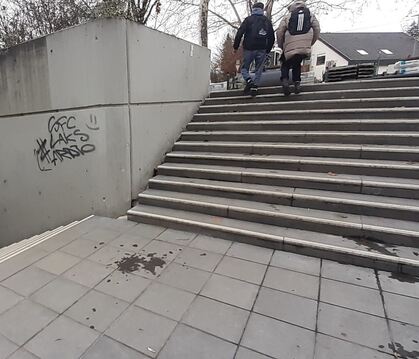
left=0, top=216, right=418, bottom=359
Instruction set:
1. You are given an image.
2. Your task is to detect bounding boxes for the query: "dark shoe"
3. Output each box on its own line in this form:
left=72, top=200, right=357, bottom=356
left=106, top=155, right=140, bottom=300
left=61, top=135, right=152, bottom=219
left=243, top=79, right=253, bottom=95
left=294, top=81, right=301, bottom=94
left=250, top=84, right=258, bottom=97
left=282, top=79, right=291, bottom=97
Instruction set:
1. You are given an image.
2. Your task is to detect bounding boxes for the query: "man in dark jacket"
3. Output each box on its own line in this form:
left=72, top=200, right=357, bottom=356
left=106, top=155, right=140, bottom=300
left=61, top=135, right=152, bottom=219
left=233, top=2, right=274, bottom=96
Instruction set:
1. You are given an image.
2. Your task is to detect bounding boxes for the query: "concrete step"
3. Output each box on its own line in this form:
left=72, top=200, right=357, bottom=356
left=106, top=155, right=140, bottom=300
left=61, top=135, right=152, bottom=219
left=157, top=163, right=419, bottom=199
left=193, top=108, right=419, bottom=122
left=209, top=77, right=419, bottom=98
left=127, top=204, right=419, bottom=275
left=187, top=119, right=419, bottom=132
left=198, top=97, right=419, bottom=114
left=165, top=151, right=419, bottom=179
left=205, top=87, right=419, bottom=105
left=149, top=176, right=419, bottom=222
left=137, top=189, right=419, bottom=247
left=173, top=141, right=419, bottom=161
left=180, top=131, right=419, bottom=146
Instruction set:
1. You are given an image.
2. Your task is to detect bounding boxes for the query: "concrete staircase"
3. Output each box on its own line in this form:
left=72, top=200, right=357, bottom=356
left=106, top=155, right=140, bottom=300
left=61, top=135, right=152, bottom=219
left=128, top=77, right=419, bottom=275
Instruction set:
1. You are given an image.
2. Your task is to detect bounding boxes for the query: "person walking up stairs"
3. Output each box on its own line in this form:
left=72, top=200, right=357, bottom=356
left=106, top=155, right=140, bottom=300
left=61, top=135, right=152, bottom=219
left=276, top=0, right=320, bottom=96
left=233, top=2, right=275, bottom=97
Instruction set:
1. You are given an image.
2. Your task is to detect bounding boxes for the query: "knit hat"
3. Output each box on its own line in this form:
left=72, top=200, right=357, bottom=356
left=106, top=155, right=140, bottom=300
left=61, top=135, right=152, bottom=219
left=252, top=2, right=264, bottom=9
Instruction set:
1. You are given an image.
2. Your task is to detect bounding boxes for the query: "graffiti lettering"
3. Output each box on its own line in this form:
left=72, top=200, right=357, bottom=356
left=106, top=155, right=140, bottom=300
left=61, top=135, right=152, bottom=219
left=34, top=115, right=99, bottom=172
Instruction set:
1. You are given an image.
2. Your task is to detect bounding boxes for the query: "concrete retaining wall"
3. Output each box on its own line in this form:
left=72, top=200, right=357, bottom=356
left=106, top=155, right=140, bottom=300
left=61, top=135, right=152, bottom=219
left=0, top=19, right=210, bottom=246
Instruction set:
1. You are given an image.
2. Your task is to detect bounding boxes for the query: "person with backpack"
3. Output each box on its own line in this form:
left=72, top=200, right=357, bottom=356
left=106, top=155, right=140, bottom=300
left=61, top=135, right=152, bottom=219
left=276, top=0, right=320, bottom=96
left=233, top=2, right=275, bottom=97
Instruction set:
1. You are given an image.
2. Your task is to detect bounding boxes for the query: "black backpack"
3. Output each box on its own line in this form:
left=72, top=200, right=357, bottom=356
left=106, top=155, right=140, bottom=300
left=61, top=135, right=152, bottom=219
left=288, top=7, right=311, bottom=35
left=249, top=16, right=270, bottom=43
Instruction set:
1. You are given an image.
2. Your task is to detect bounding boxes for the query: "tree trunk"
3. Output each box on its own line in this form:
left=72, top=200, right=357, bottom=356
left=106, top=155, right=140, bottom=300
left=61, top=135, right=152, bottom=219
left=199, top=0, right=209, bottom=47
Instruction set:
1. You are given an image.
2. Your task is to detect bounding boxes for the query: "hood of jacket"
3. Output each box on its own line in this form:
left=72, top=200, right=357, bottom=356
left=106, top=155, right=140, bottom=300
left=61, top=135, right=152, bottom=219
left=288, top=0, right=307, bottom=12
left=251, top=7, right=265, bottom=16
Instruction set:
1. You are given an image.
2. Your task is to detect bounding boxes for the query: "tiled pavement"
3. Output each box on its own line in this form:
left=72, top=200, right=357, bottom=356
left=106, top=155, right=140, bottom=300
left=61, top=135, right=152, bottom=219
left=0, top=216, right=418, bottom=359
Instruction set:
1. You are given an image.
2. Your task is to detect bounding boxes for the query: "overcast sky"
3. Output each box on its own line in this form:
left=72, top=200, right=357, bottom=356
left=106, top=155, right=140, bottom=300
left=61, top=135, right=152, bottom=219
left=320, top=1, right=418, bottom=33
left=207, top=0, right=418, bottom=52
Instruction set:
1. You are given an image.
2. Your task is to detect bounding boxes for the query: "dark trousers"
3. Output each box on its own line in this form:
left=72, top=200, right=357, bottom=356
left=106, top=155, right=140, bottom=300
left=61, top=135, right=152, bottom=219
left=281, top=54, right=305, bottom=82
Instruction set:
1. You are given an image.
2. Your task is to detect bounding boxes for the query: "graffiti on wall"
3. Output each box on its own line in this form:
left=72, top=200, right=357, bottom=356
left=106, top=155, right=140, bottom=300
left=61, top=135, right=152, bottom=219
left=34, top=114, right=100, bottom=172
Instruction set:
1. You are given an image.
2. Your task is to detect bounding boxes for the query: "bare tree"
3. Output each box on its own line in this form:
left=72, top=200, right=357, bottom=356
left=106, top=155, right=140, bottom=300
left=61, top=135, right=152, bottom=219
left=405, top=20, right=419, bottom=39
left=0, top=0, right=163, bottom=48
left=0, top=0, right=95, bottom=48
left=172, top=0, right=366, bottom=48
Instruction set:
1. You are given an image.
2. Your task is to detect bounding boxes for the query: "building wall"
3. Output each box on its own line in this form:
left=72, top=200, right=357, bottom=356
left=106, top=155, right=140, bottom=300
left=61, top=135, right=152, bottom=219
left=310, top=40, right=349, bottom=81
left=0, top=19, right=210, bottom=246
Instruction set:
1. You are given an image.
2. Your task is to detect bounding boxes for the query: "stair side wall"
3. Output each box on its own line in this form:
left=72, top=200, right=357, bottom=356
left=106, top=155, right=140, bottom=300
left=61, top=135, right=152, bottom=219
left=0, top=19, right=210, bottom=247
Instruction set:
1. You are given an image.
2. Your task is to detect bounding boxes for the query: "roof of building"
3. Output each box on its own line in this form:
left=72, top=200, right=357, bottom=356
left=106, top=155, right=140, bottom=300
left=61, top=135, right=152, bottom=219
left=319, top=32, right=418, bottom=65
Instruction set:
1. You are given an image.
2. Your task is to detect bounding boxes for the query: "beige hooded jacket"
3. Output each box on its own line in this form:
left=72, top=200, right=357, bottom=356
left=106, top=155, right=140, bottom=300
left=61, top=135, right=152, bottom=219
left=276, top=0, right=320, bottom=60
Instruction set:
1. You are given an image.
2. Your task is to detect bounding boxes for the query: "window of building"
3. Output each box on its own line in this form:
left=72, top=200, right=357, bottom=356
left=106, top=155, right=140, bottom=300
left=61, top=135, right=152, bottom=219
left=380, top=49, right=393, bottom=55
left=356, top=49, right=369, bottom=55
left=316, top=55, right=326, bottom=66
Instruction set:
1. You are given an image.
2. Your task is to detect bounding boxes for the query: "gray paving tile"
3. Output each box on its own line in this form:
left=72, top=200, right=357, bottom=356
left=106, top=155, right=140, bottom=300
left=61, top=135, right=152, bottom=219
left=263, top=266, right=319, bottom=300
left=378, top=271, right=419, bottom=299
left=389, top=320, right=419, bottom=359
left=62, top=260, right=113, bottom=288
left=126, top=223, right=166, bottom=239
left=24, top=316, right=99, bottom=359
left=80, top=227, right=122, bottom=243
left=31, top=277, right=89, bottom=313
left=321, top=260, right=378, bottom=289
left=182, top=296, right=249, bottom=343
left=99, top=218, right=137, bottom=233
left=271, top=250, right=321, bottom=276
left=109, top=233, right=153, bottom=251
left=65, top=290, right=129, bottom=332
left=242, top=313, right=315, bottom=359
left=227, top=242, right=273, bottom=264
left=189, top=235, right=232, bottom=254
left=0, top=285, right=23, bottom=315
left=156, top=229, right=197, bottom=245
left=321, top=278, right=384, bottom=317
left=215, top=256, right=266, bottom=285
left=95, top=271, right=150, bottom=303
left=314, top=333, right=393, bottom=359
left=82, top=336, right=148, bottom=359
left=135, top=282, right=196, bottom=321
left=0, top=248, right=48, bottom=282
left=174, top=247, right=222, bottom=272
left=201, top=274, right=259, bottom=310
left=7, top=348, right=40, bottom=359
left=254, top=287, right=317, bottom=330
left=383, top=292, right=419, bottom=327
left=0, top=300, right=57, bottom=345
left=235, top=347, right=272, bottom=359
left=158, top=324, right=237, bottom=359
left=106, top=306, right=176, bottom=358
left=34, top=251, right=80, bottom=275
left=157, top=263, right=211, bottom=294
left=36, top=230, right=82, bottom=253
left=88, top=245, right=136, bottom=268
left=0, top=334, right=18, bottom=359
left=318, top=302, right=392, bottom=353
left=60, top=238, right=104, bottom=258
left=1, top=266, right=56, bottom=297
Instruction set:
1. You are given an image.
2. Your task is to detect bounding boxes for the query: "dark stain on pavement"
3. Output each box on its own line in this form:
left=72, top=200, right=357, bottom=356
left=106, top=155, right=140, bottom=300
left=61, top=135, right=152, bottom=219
left=389, top=342, right=419, bottom=358
left=389, top=272, right=419, bottom=284
left=115, top=253, right=166, bottom=275
left=345, top=236, right=398, bottom=257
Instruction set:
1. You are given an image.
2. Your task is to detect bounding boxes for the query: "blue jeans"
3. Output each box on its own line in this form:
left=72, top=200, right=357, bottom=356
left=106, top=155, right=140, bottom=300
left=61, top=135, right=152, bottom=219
left=241, top=49, right=267, bottom=86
